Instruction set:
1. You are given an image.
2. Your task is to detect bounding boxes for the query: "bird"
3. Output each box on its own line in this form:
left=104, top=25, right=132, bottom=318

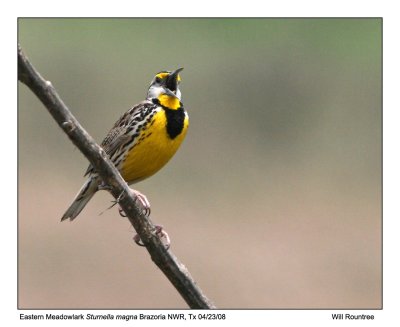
left=61, top=68, right=188, bottom=222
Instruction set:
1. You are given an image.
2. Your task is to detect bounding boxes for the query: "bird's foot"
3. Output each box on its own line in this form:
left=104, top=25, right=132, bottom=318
left=118, top=188, right=151, bottom=217
left=133, top=225, right=171, bottom=249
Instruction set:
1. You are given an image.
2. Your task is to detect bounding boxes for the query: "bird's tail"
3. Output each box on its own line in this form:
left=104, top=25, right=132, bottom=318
left=61, top=177, right=98, bottom=221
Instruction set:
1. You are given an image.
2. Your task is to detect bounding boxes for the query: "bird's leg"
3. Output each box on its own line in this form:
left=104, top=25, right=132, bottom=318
left=116, top=189, right=169, bottom=248
left=133, top=225, right=171, bottom=249
left=118, top=188, right=151, bottom=217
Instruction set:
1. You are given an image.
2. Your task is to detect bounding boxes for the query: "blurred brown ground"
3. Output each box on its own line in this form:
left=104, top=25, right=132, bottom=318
left=18, top=18, right=381, bottom=309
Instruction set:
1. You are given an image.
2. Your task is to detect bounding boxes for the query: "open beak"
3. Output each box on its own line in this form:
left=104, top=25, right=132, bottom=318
left=166, top=67, right=183, bottom=92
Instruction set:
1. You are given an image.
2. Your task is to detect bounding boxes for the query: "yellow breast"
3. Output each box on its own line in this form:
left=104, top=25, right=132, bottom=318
left=120, top=109, right=189, bottom=184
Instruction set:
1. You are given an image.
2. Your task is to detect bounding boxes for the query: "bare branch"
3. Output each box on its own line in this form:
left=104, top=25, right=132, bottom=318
left=18, top=45, right=215, bottom=309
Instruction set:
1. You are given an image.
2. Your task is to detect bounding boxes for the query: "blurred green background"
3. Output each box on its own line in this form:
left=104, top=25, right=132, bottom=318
left=18, top=18, right=381, bottom=309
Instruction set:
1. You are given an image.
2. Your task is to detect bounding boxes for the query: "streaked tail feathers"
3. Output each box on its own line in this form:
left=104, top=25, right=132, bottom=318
left=61, top=177, right=98, bottom=221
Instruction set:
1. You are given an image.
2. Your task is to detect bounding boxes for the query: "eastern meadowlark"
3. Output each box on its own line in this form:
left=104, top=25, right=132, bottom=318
left=61, top=68, right=188, bottom=221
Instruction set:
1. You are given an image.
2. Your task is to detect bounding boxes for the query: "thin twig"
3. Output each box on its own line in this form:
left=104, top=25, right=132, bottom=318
left=18, top=45, right=215, bottom=309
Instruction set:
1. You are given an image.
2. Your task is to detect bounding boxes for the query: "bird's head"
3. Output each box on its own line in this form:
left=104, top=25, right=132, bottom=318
left=147, top=68, right=183, bottom=102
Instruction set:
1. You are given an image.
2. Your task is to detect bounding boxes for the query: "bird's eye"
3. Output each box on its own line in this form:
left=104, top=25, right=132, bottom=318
left=155, top=77, right=162, bottom=83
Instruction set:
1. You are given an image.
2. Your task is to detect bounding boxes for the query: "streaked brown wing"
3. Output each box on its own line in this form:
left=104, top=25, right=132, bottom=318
left=84, top=101, right=152, bottom=176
